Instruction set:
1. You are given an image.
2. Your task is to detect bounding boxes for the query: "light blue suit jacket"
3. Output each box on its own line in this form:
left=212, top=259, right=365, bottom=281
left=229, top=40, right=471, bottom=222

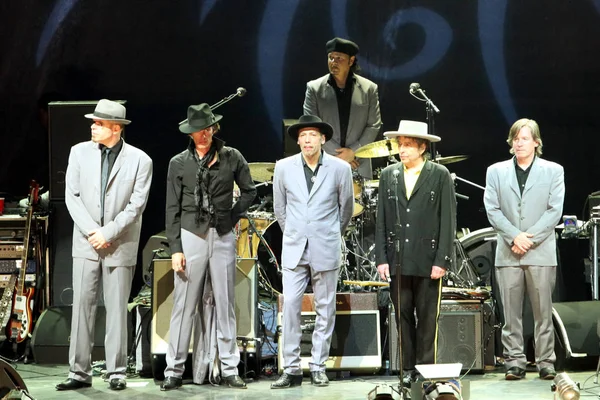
left=484, top=157, right=564, bottom=267
left=65, top=139, right=153, bottom=266
left=273, top=152, right=354, bottom=272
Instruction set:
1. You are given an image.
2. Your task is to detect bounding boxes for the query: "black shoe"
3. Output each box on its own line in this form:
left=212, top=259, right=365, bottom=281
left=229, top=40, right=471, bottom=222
left=539, top=367, right=556, bottom=380
left=224, top=375, right=247, bottom=389
left=310, top=371, right=329, bottom=386
left=505, top=366, right=526, bottom=380
left=109, top=378, right=126, bottom=390
left=160, top=376, right=183, bottom=391
left=271, top=373, right=303, bottom=389
left=55, top=378, right=91, bottom=391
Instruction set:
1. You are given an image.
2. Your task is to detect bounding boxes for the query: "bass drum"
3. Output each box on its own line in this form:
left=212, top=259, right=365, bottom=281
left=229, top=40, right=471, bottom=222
left=456, top=227, right=497, bottom=286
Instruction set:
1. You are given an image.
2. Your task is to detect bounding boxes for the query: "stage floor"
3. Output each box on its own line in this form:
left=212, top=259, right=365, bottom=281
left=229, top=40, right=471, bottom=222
left=9, top=363, right=599, bottom=399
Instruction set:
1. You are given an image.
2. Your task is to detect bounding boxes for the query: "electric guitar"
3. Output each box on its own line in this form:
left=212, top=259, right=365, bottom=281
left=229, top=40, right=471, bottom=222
left=7, top=181, right=40, bottom=343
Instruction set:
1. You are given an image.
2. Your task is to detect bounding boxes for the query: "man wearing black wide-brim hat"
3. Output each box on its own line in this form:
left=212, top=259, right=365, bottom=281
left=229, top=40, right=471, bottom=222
left=303, top=37, right=382, bottom=180
left=161, top=103, right=256, bottom=391
left=271, top=115, right=354, bottom=389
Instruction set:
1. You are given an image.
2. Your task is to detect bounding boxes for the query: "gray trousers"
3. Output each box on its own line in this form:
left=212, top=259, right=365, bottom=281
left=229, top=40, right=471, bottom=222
left=281, top=264, right=338, bottom=374
left=495, top=265, right=556, bottom=370
left=164, top=228, right=240, bottom=378
left=68, top=258, right=133, bottom=383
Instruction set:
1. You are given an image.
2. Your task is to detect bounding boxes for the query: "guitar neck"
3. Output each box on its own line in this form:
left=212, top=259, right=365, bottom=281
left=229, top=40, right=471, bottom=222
left=16, top=206, right=34, bottom=296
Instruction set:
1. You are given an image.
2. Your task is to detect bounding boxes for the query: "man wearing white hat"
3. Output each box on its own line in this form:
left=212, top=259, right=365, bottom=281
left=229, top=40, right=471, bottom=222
left=375, top=120, right=456, bottom=386
left=56, top=99, right=153, bottom=391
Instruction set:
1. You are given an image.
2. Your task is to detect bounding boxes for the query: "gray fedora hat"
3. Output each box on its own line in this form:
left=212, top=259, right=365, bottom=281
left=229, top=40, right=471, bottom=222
left=84, top=99, right=131, bottom=125
left=287, top=115, right=333, bottom=141
left=179, top=103, right=223, bottom=134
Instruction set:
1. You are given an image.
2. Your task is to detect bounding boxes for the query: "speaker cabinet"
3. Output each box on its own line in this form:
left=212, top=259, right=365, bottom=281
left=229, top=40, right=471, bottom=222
left=150, top=258, right=259, bottom=377
left=277, top=292, right=381, bottom=373
left=48, top=100, right=125, bottom=200
left=282, top=119, right=299, bottom=158
left=31, top=306, right=108, bottom=364
left=389, top=300, right=487, bottom=373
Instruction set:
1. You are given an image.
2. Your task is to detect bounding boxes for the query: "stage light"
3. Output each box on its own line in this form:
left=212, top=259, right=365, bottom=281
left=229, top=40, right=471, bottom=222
left=551, top=372, right=580, bottom=400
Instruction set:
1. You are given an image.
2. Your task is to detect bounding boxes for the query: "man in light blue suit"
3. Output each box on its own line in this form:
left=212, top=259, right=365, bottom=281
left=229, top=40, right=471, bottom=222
left=304, top=37, right=382, bottom=179
left=484, top=118, right=564, bottom=381
left=56, top=99, right=152, bottom=391
left=271, top=115, right=354, bottom=389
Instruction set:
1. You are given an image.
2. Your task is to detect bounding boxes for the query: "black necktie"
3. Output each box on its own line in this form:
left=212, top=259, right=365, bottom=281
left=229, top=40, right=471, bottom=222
left=100, top=147, right=111, bottom=217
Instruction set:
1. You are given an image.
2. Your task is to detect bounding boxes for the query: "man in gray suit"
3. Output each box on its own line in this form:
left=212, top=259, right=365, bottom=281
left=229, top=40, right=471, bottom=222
left=271, top=115, right=354, bottom=389
left=484, top=118, right=564, bottom=381
left=303, top=37, right=382, bottom=180
left=56, top=99, right=152, bottom=391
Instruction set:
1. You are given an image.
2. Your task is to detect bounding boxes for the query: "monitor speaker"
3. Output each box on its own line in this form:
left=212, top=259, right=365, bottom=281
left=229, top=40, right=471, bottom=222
left=48, top=100, right=125, bottom=200
left=282, top=119, right=299, bottom=158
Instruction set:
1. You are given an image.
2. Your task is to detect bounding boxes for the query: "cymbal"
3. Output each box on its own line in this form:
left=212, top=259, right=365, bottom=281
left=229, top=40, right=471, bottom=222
left=355, top=139, right=399, bottom=159
left=433, top=155, right=469, bottom=165
left=248, top=162, right=275, bottom=182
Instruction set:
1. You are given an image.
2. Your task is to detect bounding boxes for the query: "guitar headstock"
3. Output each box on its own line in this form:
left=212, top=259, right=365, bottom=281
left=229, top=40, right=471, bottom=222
left=28, top=180, right=40, bottom=207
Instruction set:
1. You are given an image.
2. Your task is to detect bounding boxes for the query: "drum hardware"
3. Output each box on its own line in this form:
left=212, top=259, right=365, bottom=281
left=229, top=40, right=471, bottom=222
left=433, top=155, right=469, bottom=165
left=248, top=162, right=276, bottom=183
left=450, top=173, right=484, bottom=191
left=244, top=214, right=281, bottom=274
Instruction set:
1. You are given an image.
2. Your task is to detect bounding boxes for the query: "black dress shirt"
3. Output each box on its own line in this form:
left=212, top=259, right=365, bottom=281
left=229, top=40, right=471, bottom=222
left=301, top=151, right=323, bottom=193
left=328, top=73, right=354, bottom=148
left=514, top=156, right=535, bottom=195
left=165, top=137, right=256, bottom=253
left=101, top=138, right=124, bottom=177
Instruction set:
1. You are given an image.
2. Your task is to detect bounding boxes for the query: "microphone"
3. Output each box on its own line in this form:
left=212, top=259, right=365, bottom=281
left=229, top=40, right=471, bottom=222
left=409, top=82, right=420, bottom=94
left=236, top=87, right=247, bottom=97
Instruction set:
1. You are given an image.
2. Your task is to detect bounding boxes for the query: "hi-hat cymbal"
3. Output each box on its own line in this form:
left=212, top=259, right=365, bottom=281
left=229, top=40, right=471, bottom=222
left=433, top=155, right=469, bottom=165
left=355, top=139, right=399, bottom=159
left=248, top=162, right=275, bottom=182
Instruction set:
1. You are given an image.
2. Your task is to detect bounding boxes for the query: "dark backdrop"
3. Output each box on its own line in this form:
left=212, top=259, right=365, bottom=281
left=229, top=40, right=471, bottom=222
left=1, top=1, right=599, bottom=299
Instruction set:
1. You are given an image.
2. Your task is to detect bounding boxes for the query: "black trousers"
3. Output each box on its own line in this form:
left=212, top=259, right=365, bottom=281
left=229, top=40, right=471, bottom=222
left=390, top=274, right=442, bottom=371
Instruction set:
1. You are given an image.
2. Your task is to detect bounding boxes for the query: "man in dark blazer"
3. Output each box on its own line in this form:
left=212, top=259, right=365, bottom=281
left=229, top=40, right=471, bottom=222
left=56, top=99, right=153, bottom=391
left=271, top=115, right=354, bottom=389
left=484, top=118, right=564, bottom=381
left=303, top=37, right=382, bottom=179
left=375, top=120, right=456, bottom=387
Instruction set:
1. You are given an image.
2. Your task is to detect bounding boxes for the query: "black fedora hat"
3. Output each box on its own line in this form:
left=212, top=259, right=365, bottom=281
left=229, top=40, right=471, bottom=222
left=179, top=103, right=223, bottom=134
left=287, top=115, right=333, bottom=141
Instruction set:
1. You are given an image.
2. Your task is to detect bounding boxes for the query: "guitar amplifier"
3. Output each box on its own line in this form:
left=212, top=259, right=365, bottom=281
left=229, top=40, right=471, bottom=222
left=277, top=292, right=381, bottom=373
left=389, top=300, right=494, bottom=373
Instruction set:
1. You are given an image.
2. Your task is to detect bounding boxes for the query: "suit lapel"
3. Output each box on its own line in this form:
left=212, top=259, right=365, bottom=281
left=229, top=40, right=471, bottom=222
left=507, top=158, right=521, bottom=197
left=522, top=158, right=541, bottom=196
left=308, top=154, right=329, bottom=201
left=320, top=80, right=341, bottom=137
left=408, top=160, right=432, bottom=199
left=292, top=155, right=310, bottom=200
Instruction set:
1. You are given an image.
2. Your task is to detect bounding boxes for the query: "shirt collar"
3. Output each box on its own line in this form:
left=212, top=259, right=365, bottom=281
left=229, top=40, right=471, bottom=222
left=301, top=151, right=324, bottom=167
left=327, top=72, right=355, bottom=89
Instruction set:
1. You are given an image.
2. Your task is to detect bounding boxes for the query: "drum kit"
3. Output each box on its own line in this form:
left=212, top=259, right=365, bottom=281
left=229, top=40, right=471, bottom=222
left=235, top=138, right=473, bottom=293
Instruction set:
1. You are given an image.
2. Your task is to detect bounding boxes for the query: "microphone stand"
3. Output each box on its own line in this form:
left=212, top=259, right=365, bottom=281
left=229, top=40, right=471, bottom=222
left=179, top=88, right=245, bottom=125
left=390, top=170, right=409, bottom=398
left=411, top=86, right=440, bottom=162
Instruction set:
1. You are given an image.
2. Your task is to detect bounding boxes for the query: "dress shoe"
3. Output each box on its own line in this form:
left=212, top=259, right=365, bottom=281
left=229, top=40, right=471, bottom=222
left=310, top=371, right=329, bottom=386
left=108, top=378, right=126, bottom=390
left=505, top=366, right=526, bottom=380
left=160, top=376, right=183, bottom=391
left=55, top=378, right=91, bottom=391
left=539, top=367, right=557, bottom=380
left=271, top=373, right=303, bottom=389
left=224, top=375, right=247, bottom=389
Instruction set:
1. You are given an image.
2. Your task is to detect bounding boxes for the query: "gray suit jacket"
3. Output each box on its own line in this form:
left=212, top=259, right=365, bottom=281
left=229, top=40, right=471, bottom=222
left=303, top=74, right=382, bottom=179
left=65, top=140, right=153, bottom=266
left=484, top=157, right=564, bottom=267
left=273, top=152, right=354, bottom=272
